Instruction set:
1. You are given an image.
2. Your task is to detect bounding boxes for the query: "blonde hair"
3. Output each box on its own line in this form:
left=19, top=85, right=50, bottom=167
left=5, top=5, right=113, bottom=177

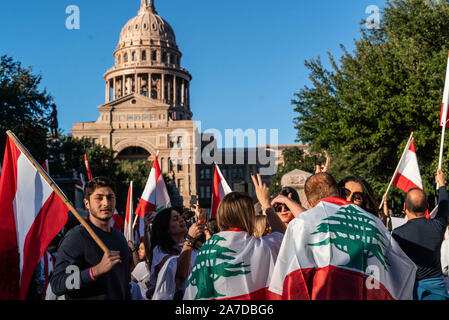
left=254, top=215, right=269, bottom=238
left=217, top=192, right=255, bottom=236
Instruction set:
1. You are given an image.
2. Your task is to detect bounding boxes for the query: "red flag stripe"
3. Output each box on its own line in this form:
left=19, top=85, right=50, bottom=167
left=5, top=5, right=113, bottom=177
left=392, top=172, right=422, bottom=193
left=19, top=191, right=68, bottom=299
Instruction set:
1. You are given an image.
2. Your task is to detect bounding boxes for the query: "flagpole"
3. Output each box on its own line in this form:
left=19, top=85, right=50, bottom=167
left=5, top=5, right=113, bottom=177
left=378, top=132, right=414, bottom=210
left=6, top=130, right=109, bottom=253
left=128, top=181, right=134, bottom=243
left=438, top=51, right=449, bottom=189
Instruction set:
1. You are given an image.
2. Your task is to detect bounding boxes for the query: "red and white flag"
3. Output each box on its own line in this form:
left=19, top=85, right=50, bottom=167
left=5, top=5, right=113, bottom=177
left=135, top=152, right=171, bottom=238
left=0, top=136, right=69, bottom=299
left=110, top=210, right=124, bottom=231
left=124, top=181, right=134, bottom=243
left=268, top=198, right=417, bottom=300
left=84, top=153, right=92, bottom=181
left=184, top=230, right=283, bottom=300
left=210, top=163, right=232, bottom=219
left=392, top=138, right=423, bottom=193
left=41, top=159, right=49, bottom=175
left=440, top=51, right=449, bottom=128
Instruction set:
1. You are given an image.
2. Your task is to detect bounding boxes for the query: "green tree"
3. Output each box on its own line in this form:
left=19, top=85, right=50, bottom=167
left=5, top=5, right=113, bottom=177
left=293, top=0, right=449, bottom=211
left=269, top=147, right=326, bottom=194
left=0, top=55, right=53, bottom=163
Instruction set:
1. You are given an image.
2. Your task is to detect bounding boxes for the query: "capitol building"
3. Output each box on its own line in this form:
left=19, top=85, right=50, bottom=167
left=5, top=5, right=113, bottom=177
left=71, top=0, right=307, bottom=209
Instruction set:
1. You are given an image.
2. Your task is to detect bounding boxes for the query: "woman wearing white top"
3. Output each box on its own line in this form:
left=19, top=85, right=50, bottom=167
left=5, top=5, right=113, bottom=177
left=148, top=207, right=205, bottom=300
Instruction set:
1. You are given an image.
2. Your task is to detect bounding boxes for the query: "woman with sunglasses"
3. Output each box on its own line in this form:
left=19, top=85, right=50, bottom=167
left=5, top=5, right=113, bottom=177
left=337, top=176, right=380, bottom=217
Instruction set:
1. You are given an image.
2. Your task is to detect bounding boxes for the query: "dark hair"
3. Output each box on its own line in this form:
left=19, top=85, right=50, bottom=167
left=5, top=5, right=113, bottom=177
left=405, top=188, right=427, bottom=215
left=337, top=176, right=379, bottom=216
left=149, top=207, right=180, bottom=260
left=84, top=176, right=116, bottom=200
left=305, top=173, right=339, bottom=207
left=206, top=218, right=219, bottom=236
left=279, top=186, right=300, bottom=203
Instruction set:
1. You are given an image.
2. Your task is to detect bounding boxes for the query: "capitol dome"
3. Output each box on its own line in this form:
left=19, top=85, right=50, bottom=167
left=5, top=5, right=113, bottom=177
left=118, top=0, right=177, bottom=49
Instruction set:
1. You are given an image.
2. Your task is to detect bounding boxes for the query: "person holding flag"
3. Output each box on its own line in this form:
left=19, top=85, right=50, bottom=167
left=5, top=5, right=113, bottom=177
left=183, top=174, right=286, bottom=300
left=392, top=169, right=449, bottom=300
left=50, top=177, right=131, bottom=300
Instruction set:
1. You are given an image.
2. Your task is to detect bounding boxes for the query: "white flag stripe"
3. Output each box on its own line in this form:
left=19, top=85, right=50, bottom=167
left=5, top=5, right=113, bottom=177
left=397, top=148, right=422, bottom=189
left=13, top=153, right=53, bottom=277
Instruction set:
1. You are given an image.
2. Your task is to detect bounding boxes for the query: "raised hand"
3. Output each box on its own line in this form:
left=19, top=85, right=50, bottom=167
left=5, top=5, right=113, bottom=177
left=251, top=173, right=271, bottom=211
left=315, top=155, right=331, bottom=174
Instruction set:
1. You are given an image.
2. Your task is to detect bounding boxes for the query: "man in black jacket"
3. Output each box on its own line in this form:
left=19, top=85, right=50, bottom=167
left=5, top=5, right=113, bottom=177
left=392, top=169, right=449, bottom=300
left=50, top=177, right=131, bottom=299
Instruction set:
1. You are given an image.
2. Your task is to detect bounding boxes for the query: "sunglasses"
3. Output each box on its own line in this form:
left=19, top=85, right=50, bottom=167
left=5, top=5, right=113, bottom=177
left=274, top=203, right=290, bottom=212
left=340, top=187, right=365, bottom=203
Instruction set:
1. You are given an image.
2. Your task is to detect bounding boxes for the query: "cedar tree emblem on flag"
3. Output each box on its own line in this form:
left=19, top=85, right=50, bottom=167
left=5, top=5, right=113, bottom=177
left=187, top=235, right=250, bottom=300
left=308, top=205, right=389, bottom=272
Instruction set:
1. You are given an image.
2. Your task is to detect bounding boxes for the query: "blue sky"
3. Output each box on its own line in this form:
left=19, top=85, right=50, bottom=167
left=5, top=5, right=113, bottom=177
left=0, top=0, right=386, bottom=146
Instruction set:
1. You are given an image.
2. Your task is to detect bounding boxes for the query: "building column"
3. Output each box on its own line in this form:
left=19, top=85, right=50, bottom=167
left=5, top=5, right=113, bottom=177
left=173, top=75, right=177, bottom=106
left=121, top=75, right=125, bottom=97
left=162, top=73, right=165, bottom=102
left=137, top=74, right=141, bottom=95
left=113, top=77, right=116, bottom=100
left=105, top=80, right=110, bottom=103
left=181, top=79, right=185, bottom=106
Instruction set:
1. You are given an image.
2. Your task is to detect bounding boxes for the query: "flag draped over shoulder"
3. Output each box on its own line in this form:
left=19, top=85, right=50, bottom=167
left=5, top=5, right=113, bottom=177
left=135, top=153, right=170, bottom=238
left=0, top=137, right=69, bottom=299
left=184, top=230, right=283, bottom=300
left=392, top=138, right=423, bottom=193
left=210, top=163, right=232, bottom=219
left=268, top=198, right=417, bottom=300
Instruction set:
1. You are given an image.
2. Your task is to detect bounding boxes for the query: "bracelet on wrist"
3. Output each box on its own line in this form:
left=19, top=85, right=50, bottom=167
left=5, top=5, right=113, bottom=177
left=184, top=238, right=194, bottom=248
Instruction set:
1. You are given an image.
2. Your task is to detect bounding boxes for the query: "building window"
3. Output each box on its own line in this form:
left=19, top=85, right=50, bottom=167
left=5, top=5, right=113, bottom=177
left=119, top=115, right=125, bottom=121
left=124, top=53, right=128, bottom=63
left=200, top=186, right=205, bottom=199
left=178, top=179, right=183, bottom=194
left=151, top=114, right=156, bottom=121
left=128, top=115, right=133, bottom=121
left=177, top=160, right=183, bottom=172
left=152, top=50, right=157, bottom=61
left=135, top=115, right=141, bottom=120
left=151, top=89, right=157, bottom=99
left=205, top=168, right=211, bottom=180
left=170, top=54, right=175, bottom=64
left=222, top=168, right=227, bottom=179
left=200, top=169, right=205, bottom=180
left=143, top=115, right=148, bottom=120
left=162, top=52, right=167, bottom=63
left=132, top=51, right=137, bottom=61
left=206, top=186, right=211, bottom=199
left=142, top=50, right=146, bottom=61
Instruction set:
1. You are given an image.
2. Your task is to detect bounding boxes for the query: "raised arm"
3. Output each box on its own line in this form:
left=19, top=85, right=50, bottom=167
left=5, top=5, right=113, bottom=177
left=251, top=173, right=286, bottom=234
left=436, top=170, right=449, bottom=222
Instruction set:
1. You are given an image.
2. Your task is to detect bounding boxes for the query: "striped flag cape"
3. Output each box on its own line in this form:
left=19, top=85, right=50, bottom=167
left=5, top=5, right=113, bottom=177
left=0, top=136, right=68, bottom=299
left=268, top=197, right=417, bottom=300
left=184, top=229, right=283, bottom=300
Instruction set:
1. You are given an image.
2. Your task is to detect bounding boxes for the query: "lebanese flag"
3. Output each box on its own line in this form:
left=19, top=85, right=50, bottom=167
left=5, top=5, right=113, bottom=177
left=210, top=163, right=232, bottom=219
left=440, top=51, right=449, bottom=128
left=110, top=210, right=124, bottom=231
left=184, top=229, right=283, bottom=300
left=41, top=159, right=49, bottom=175
left=392, top=138, right=423, bottom=193
left=268, top=198, right=417, bottom=300
left=124, top=182, right=134, bottom=243
left=0, top=136, right=69, bottom=299
left=135, top=153, right=171, bottom=238
left=84, top=154, right=92, bottom=181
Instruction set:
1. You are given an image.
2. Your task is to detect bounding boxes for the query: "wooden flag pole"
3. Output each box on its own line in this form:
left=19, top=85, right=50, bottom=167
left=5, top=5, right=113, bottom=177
left=378, top=132, right=414, bottom=210
left=6, top=130, right=109, bottom=253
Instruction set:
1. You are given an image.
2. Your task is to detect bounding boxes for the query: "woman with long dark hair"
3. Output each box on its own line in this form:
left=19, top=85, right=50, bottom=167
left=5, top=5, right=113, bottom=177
left=337, top=176, right=380, bottom=217
left=148, top=207, right=204, bottom=300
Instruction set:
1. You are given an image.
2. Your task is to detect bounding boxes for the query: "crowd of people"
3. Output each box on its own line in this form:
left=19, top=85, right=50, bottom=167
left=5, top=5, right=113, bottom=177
left=32, top=158, right=449, bottom=300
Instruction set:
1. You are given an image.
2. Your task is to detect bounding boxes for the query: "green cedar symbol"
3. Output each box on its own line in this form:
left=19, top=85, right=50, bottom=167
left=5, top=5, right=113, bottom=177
left=308, top=205, right=389, bottom=272
left=187, top=234, right=250, bottom=300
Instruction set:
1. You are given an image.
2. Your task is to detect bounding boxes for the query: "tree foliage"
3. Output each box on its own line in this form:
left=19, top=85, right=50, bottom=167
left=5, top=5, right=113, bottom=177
left=293, top=0, right=449, bottom=212
left=269, top=147, right=325, bottom=194
left=0, top=55, right=53, bottom=163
